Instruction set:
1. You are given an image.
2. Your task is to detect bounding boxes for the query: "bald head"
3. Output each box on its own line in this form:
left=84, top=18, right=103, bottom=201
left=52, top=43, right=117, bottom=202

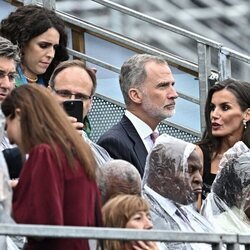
left=98, top=159, right=142, bottom=204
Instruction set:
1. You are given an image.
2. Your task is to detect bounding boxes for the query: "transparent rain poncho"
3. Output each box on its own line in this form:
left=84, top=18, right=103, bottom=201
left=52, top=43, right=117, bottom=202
left=142, top=134, right=213, bottom=250
left=82, top=132, right=113, bottom=168
left=201, top=141, right=250, bottom=233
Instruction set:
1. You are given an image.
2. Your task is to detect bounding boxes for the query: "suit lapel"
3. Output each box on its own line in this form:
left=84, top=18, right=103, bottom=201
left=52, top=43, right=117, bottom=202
left=120, top=115, right=148, bottom=173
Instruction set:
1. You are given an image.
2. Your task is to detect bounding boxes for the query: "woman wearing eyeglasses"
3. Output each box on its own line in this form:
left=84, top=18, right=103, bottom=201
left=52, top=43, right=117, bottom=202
left=0, top=5, right=68, bottom=86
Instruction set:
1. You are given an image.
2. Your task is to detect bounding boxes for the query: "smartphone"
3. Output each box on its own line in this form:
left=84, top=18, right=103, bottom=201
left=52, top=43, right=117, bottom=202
left=63, top=100, right=83, bottom=123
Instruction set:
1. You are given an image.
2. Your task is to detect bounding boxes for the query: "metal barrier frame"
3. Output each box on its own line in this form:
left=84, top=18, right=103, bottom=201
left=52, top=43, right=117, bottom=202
left=0, top=223, right=249, bottom=250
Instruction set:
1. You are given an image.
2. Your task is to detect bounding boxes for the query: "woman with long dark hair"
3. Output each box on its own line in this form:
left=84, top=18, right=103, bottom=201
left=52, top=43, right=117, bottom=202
left=196, top=78, right=250, bottom=199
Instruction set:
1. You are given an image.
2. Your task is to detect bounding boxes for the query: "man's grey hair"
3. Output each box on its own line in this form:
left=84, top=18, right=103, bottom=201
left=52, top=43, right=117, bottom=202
left=119, top=54, right=168, bottom=106
left=0, top=36, right=20, bottom=63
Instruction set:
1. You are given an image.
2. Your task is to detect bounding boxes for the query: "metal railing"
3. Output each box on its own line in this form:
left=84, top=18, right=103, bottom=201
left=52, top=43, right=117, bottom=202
left=6, top=0, right=250, bottom=137
left=89, top=0, right=250, bottom=134
left=0, top=223, right=249, bottom=250
left=90, top=0, right=250, bottom=76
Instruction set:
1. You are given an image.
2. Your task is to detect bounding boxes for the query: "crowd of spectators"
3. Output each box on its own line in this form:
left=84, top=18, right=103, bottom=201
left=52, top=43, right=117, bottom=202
left=0, top=3, right=249, bottom=250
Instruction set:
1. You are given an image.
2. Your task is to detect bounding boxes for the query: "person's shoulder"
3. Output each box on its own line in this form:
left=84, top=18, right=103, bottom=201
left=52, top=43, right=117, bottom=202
left=27, top=144, right=66, bottom=174
left=97, top=129, right=127, bottom=146
left=31, top=143, right=51, bottom=151
left=100, top=115, right=137, bottom=137
left=98, top=121, right=126, bottom=140
left=29, top=144, right=55, bottom=157
left=97, top=125, right=133, bottom=156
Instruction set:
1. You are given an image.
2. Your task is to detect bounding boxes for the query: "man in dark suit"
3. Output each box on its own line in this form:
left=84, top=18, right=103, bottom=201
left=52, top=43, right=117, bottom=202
left=98, top=54, right=178, bottom=176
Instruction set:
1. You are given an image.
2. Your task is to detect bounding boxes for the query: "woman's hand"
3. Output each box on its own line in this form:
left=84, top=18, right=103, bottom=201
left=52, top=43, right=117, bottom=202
left=8, top=178, right=19, bottom=188
left=132, top=240, right=158, bottom=250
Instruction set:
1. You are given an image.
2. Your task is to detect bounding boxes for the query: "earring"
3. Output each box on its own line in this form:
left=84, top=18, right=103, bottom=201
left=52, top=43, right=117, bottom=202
left=243, top=119, right=247, bottom=129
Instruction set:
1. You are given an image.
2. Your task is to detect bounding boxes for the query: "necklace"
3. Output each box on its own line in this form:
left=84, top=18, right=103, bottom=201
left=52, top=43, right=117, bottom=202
left=24, top=73, right=38, bottom=83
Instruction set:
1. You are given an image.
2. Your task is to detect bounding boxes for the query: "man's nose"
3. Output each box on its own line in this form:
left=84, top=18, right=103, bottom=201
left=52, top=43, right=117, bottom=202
left=193, top=173, right=203, bottom=188
left=0, top=75, right=13, bottom=89
left=168, top=85, right=178, bottom=99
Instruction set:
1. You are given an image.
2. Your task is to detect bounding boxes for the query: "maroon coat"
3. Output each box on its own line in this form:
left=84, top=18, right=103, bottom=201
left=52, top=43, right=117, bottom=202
left=13, top=144, right=102, bottom=250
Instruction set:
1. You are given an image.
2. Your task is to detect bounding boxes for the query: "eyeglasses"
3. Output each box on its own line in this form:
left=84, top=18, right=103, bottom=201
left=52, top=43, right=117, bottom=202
left=53, top=88, right=92, bottom=101
left=0, top=70, right=17, bottom=83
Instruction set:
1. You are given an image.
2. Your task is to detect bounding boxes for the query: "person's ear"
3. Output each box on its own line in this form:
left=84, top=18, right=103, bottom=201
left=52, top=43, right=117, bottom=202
left=15, top=108, right=21, bottom=120
left=88, top=97, right=93, bottom=111
left=245, top=108, right=250, bottom=121
left=128, top=88, right=143, bottom=104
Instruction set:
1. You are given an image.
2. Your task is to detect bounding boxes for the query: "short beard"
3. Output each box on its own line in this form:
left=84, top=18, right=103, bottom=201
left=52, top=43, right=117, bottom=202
left=142, top=102, right=176, bottom=122
left=164, top=108, right=175, bottom=119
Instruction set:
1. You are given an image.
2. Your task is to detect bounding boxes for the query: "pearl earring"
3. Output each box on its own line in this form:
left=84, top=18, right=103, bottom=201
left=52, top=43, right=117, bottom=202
left=243, top=119, right=247, bottom=129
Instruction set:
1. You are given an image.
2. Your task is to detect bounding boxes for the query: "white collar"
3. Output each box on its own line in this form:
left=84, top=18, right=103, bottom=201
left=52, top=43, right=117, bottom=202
left=125, top=110, right=158, bottom=140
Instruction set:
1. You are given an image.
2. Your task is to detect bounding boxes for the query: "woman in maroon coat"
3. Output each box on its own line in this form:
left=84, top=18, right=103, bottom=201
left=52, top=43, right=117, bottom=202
left=1, top=84, right=102, bottom=250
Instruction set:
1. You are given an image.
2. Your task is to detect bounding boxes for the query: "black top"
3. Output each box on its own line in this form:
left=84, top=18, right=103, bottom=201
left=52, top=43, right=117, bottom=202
left=3, top=147, right=24, bottom=179
left=199, top=144, right=216, bottom=199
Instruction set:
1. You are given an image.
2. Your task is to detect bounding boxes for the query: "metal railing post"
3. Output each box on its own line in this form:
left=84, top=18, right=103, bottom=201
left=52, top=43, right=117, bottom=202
left=42, top=0, right=56, bottom=10
left=23, top=0, right=56, bottom=10
left=226, top=243, right=240, bottom=250
left=238, top=235, right=250, bottom=250
left=23, top=0, right=36, bottom=4
left=245, top=245, right=250, bottom=250
left=218, top=48, right=232, bottom=80
left=197, top=42, right=211, bottom=135
left=212, top=242, right=223, bottom=250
